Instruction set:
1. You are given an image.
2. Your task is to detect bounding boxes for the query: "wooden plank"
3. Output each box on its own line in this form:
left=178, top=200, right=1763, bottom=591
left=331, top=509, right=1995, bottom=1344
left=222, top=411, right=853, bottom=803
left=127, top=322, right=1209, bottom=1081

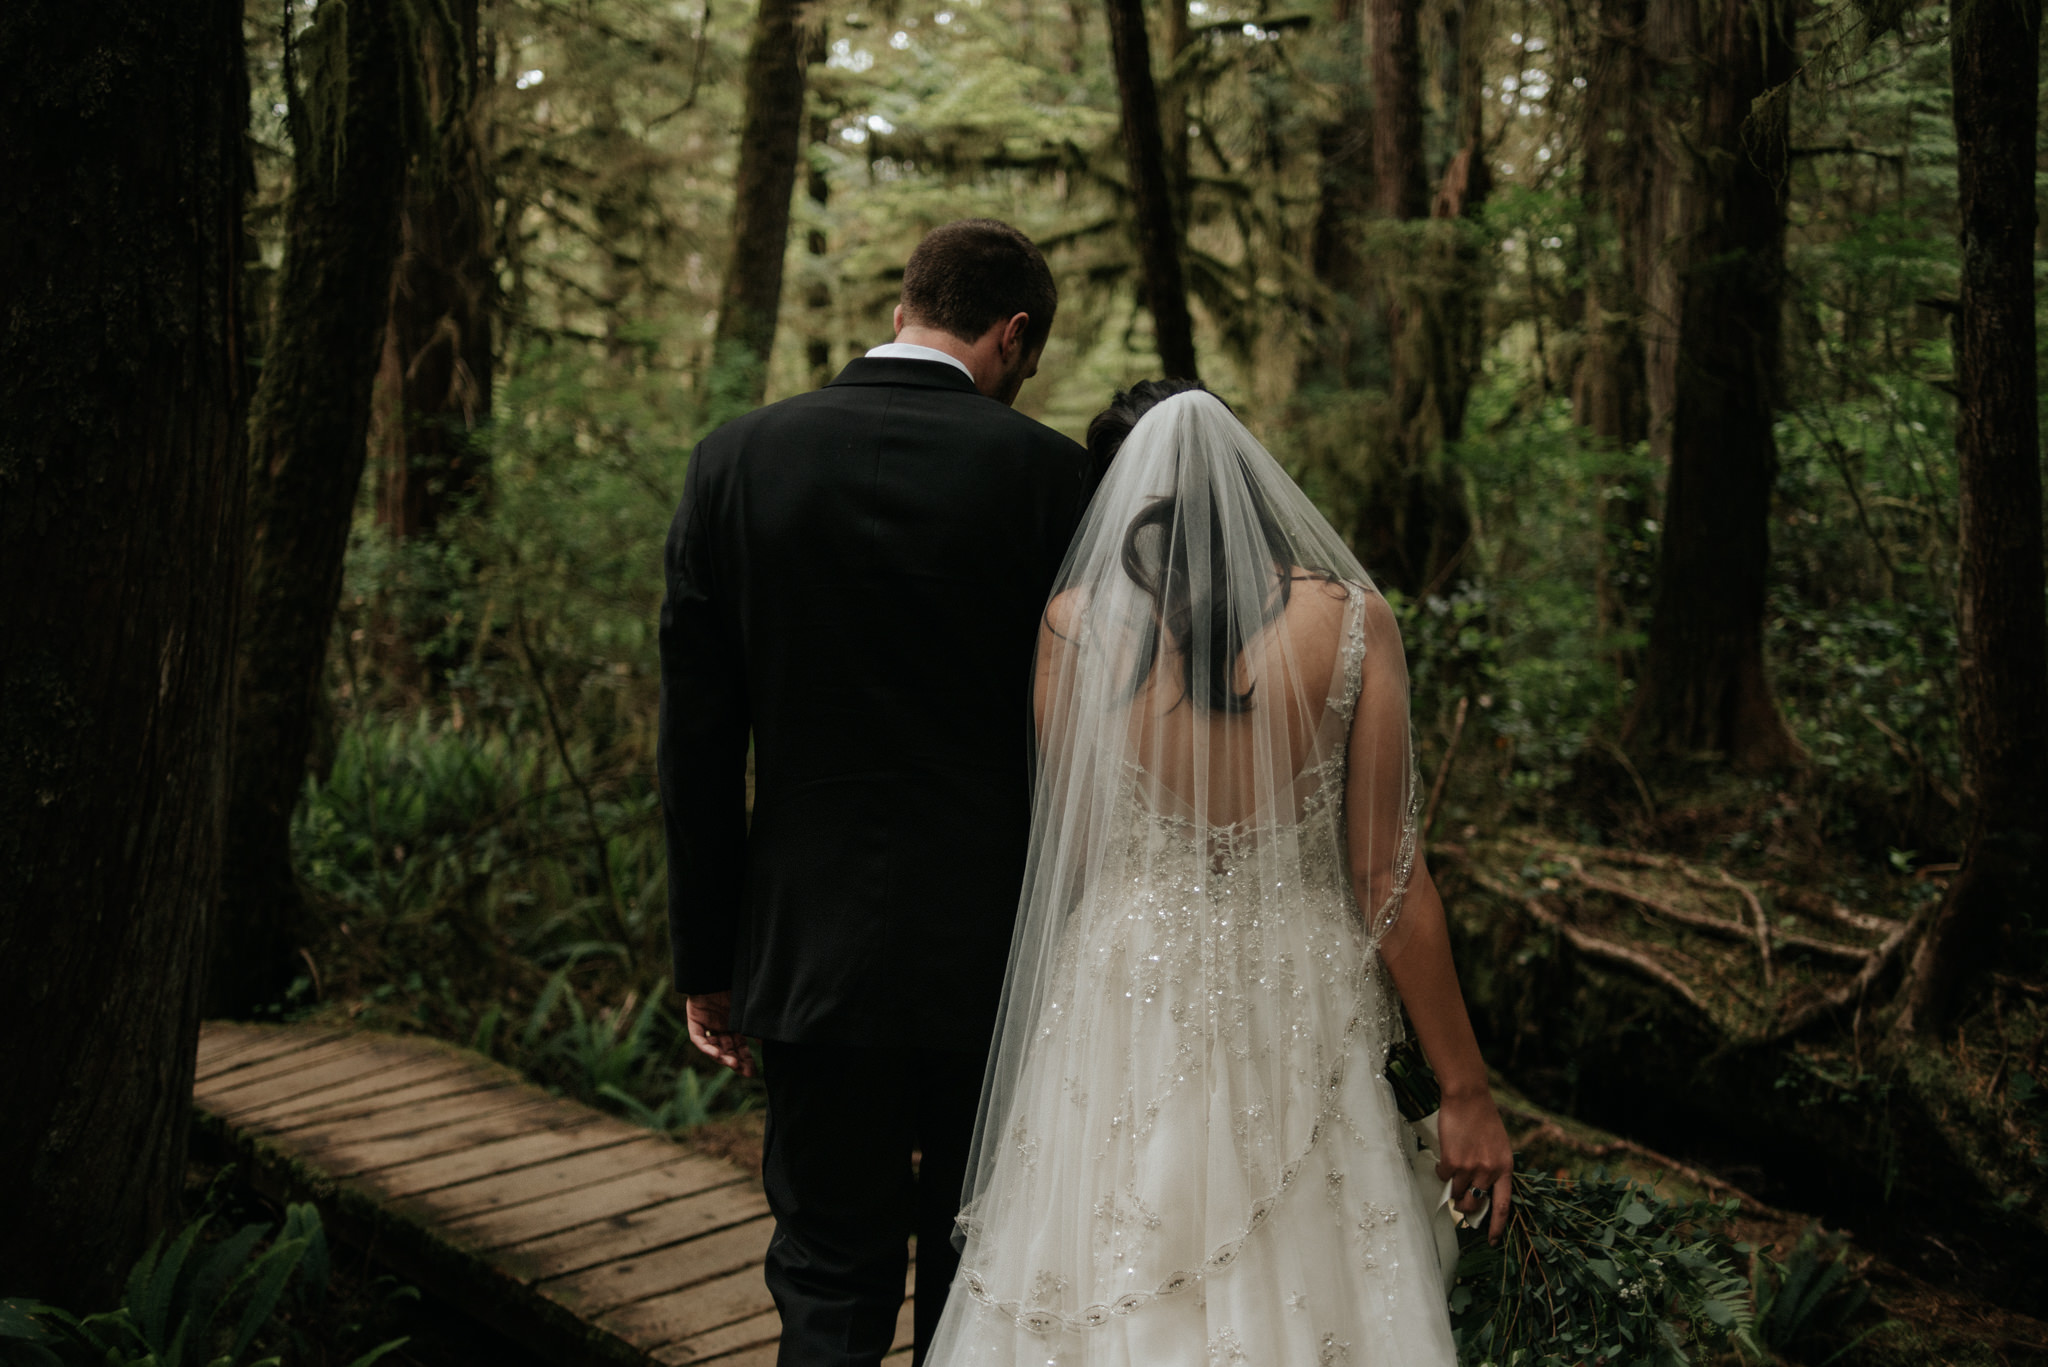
left=538, top=1215, right=772, bottom=1316
left=195, top=1025, right=348, bottom=1081
left=395, top=1131, right=684, bottom=1221
left=700, top=1343, right=779, bottom=1367
left=289, top=1095, right=570, bottom=1177
left=197, top=1021, right=315, bottom=1068
left=202, top=1054, right=436, bottom=1128
left=657, top=1244, right=911, bottom=1365
left=274, top=1081, right=541, bottom=1147
left=889, top=1292, right=914, bottom=1354
left=597, top=1263, right=778, bottom=1349
left=195, top=1023, right=298, bottom=1074
left=503, top=1181, right=767, bottom=1280
left=447, top=1154, right=755, bottom=1251
left=197, top=1037, right=400, bottom=1105
left=197, top=1022, right=813, bottom=1366
left=196, top=1027, right=363, bottom=1086
left=312, top=1100, right=602, bottom=1183
left=654, top=1309, right=779, bottom=1365
left=236, top=1058, right=492, bottom=1131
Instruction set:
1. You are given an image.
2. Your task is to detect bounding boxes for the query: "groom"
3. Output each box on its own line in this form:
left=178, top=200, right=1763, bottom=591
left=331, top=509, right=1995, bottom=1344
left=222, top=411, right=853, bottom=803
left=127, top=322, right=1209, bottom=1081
left=659, top=219, right=1093, bottom=1366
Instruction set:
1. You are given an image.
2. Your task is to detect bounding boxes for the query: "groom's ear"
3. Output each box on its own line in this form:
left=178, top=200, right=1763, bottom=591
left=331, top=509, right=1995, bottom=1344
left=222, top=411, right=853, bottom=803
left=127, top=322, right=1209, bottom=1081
left=893, top=303, right=906, bottom=336
left=1000, top=311, right=1031, bottom=356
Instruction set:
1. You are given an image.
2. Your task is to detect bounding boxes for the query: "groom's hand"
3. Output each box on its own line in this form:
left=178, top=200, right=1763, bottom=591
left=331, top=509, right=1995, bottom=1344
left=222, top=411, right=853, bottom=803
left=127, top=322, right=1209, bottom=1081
left=685, top=991, right=758, bottom=1078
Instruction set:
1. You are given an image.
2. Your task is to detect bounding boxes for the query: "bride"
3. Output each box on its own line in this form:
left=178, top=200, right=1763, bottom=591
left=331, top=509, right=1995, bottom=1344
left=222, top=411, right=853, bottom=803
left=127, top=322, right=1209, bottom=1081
left=926, top=382, right=1513, bottom=1367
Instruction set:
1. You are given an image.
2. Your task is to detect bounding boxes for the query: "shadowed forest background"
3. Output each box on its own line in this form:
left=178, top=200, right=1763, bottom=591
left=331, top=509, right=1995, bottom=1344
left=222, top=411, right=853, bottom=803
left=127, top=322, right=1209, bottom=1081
left=3, top=0, right=2047, bottom=1356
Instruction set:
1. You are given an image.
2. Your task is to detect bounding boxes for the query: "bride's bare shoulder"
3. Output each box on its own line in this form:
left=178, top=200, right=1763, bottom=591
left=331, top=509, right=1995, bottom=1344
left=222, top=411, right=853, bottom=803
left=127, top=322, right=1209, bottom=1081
left=1043, top=586, right=1089, bottom=641
left=1281, top=572, right=1363, bottom=634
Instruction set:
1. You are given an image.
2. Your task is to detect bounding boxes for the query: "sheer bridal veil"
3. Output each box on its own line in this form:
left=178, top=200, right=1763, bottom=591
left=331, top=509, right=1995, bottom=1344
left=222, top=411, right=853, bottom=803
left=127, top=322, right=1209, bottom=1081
left=950, top=387, right=1423, bottom=1335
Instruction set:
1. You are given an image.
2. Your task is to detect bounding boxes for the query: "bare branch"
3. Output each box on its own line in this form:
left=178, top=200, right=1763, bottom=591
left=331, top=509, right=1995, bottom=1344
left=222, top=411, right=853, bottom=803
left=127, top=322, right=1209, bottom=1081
left=1467, top=867, right=1712, bottom=1016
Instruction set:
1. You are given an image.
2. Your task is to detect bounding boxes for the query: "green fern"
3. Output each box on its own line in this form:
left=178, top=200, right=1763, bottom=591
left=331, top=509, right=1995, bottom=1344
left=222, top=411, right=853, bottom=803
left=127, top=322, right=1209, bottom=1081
left=1746, top=1225, right=1895, bottom=1365
left=2, top=1205, right=408, bottom=1367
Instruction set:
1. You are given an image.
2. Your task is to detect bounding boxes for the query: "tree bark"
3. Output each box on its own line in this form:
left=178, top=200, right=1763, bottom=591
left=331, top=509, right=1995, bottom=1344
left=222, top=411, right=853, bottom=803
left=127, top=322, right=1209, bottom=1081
left=210, top=0, right=410, bottom=1017
left=1625, top=0, right=1801, bottom=769
left=1572, top=0, right=1652, bottom=451
left=803, top=26, right=835, bottom=391
left=708, top=0, right=809, bottom=415
left=1352, top=0, right=1482, bottom=596
left=0, top=0, right=247, bottom=1302
left=1368, top=0, right=1428, bottom=221
left=375, top=0, right=495, bottom=541
left=1105, top=0, right=1200, bottom=380
left=1305, top=0, right=1377, bottom=386
left=1160, top=0, right=1192, bottom=216
left=1897, top=0, right=2046, bottom=1031
left=1572, top=0, right=1655, bottom=672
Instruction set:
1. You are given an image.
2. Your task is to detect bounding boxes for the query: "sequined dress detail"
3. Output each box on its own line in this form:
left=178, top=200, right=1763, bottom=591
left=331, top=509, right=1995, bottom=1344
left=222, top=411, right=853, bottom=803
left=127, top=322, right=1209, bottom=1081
left=928, top=589, right=1456, bottom=1367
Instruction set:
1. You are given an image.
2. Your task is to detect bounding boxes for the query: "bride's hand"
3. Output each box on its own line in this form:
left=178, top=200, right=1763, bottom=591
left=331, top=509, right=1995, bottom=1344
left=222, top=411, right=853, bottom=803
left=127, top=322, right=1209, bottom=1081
left=1434, top=1087, right=1513, bottom=1243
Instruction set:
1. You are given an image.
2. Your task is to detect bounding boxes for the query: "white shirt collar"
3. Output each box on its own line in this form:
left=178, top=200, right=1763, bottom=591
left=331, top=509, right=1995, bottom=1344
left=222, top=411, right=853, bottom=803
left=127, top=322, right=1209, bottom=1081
left=864, top=341, right=976, bottom=383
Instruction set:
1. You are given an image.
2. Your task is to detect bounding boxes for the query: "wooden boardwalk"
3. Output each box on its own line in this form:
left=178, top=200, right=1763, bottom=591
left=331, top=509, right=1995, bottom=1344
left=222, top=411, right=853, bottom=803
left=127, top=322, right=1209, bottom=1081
left=194, top=1022, right=915, bottom=1367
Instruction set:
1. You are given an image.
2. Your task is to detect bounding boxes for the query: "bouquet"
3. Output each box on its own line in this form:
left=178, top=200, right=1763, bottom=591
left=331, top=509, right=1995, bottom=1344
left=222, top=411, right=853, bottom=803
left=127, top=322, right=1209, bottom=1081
left=1384, top=1042, right=1756, bottom=1366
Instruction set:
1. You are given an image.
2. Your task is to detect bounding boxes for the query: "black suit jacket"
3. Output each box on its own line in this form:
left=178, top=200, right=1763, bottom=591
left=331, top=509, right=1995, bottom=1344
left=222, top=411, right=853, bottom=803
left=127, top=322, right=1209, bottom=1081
left=658, top=357, right=1094, bottom=1049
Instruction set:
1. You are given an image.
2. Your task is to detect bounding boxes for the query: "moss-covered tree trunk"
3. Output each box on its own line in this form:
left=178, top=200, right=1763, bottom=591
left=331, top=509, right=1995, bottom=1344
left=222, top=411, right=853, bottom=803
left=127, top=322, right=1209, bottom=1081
left=1368, top=0, right=1428, bottom=221
left=374, top=0, right=495, bottom=541
left=1573, top=0, right=1655, bottom=672
left=1354, top=0, right=1481, bottom=596
left=1626, top=0, right=1801, bottom=770
left=1159, top=0, right=1193, bottom=218
left=1105, top=0, right=1200, bottom=380
left=1305, top=0, right=1377, bottom=387
left=708, top=0, right=809, bottom=415
left=1897, top=0, right=2047, bottom=1030
left=0, top=0, right=247, bottom=1303
left=210, top=0, right=411, bottom=1017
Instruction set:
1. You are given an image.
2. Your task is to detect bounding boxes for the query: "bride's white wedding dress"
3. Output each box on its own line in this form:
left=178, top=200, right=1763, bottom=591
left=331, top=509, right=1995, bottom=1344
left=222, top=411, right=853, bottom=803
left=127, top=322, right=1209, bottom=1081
left=927, top=392, right=1458, bottom=1367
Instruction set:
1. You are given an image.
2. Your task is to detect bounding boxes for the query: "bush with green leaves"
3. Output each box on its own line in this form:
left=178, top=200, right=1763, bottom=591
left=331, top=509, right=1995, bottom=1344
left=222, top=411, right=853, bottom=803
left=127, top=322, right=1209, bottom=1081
left=601, top=1065, right=744, bottom=1134
left=294, top=715, right=519, bottom=923
left=515, top=961, right=751, bottom=1131
left=520, top=962, right=672, bottom=1101
left=0, top=1204, right=404, bottom=1367
left=1746, top=1225, right=1894, bottom=1366
left=1449, top=1168, right=1755, bottom=1367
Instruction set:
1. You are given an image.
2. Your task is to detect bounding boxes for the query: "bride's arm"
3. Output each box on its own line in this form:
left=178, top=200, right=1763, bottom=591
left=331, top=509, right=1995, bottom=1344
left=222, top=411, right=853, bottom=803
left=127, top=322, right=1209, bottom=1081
left=1345, top=592, right=1513, bottom=1241
left=1033, top=589, right=1085, bottom=737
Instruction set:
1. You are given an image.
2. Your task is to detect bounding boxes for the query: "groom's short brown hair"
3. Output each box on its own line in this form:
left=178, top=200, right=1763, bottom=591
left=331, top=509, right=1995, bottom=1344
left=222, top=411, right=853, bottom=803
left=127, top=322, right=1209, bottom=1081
left=900, top=219, right=1059, bottom=354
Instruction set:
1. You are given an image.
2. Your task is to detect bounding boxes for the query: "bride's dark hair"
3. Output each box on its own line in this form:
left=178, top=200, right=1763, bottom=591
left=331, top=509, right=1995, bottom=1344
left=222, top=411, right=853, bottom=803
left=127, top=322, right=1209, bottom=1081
left=1088, top=380, right=1327, bottom=714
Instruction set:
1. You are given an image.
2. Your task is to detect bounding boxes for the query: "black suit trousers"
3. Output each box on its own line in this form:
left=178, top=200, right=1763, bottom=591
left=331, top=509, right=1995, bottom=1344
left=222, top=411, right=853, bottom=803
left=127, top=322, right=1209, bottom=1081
left=761, top=1041, right=985, bottom=1367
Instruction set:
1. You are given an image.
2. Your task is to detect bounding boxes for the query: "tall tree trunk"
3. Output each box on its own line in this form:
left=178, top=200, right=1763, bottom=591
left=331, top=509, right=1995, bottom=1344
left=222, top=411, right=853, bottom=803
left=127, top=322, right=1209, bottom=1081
left=1369, top=0, right=1428, bottom=220
left=707, top=0, right=809, bottom=416
left=1625, top=0, right=1800, bottom=769
left=1573, top=0, right=1655, bottom=673
left=1897, top=0, right=2046, bottom=1031
left=804, top=27, right=834, bottom=390
left=0, top=0, right=247, bottom=1302
left=1638, top=0, right=1689, bottom=489
left=375, top=0, right=495, bottom=541
left=1105, top=0, right=1200, bottom=379
left=1354, top=0, right=1481, bottom=596
left=1572, top=0, right=1651, bottom=450
left=210, top=0, right=410, bottom=1017
left=1160, top=0, right=1192, bottom=216
left=1305, top=0, right=1377, bottom=386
